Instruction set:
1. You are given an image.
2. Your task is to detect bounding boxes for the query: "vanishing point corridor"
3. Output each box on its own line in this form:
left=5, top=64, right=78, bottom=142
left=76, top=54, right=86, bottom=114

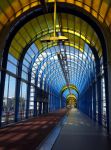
left=0, top=0, right=111, bottom=150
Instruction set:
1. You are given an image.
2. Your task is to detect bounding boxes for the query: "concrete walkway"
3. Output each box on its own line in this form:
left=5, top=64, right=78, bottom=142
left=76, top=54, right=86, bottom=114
left=52, top=108, right=111, bottom=150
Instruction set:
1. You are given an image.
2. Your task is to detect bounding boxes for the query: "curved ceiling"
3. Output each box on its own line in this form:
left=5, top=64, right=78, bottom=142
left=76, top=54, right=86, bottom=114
left=0, top=0, right=111, bottom=32
left=1, top=0, right=103, bottom=99
left=61, top=84, right=79, bottom=95
left=29, top=44, right=94, bottom=98
left=9, top=13, right=102, bottom=60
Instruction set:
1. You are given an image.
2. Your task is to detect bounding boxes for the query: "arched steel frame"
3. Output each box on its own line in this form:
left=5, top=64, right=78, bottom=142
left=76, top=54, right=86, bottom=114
left=0, top=3, right=109, bottom=133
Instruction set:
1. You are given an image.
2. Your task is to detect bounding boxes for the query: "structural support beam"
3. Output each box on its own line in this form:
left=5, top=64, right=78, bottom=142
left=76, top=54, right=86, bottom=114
left=15, top=61, right=23, bottom=122
left=57, top=53, right=71, bottom=94
left=92, top=82, right=96, bottom=121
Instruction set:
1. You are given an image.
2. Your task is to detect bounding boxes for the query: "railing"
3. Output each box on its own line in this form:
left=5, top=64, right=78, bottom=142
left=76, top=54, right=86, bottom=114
left=1, top=109, right=34, bottom=125
left=2, top=112, right=15, bottom=124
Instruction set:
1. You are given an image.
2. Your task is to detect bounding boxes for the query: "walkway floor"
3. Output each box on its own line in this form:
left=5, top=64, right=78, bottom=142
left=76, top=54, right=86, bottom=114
left=52, top=108, right=111, bottom=150
left=0, top=109, right=67, bottom=150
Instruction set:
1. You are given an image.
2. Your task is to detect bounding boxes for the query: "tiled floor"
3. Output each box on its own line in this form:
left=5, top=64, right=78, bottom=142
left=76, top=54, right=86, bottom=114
left=52, top=108, right=111, bottom=150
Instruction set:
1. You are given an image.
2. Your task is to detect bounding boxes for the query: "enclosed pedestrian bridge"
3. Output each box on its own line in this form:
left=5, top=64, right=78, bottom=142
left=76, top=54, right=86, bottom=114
left=0, top=0, right=111, bottom=150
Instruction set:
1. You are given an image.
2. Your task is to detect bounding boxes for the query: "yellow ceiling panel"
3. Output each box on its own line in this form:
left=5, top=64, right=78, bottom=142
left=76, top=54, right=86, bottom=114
left=0, top=10, right=8, bottom=24
left=67, top=14, right=75, bottom=30
left=98, top=16, right=104, bottom=23
left=84, top=0, right=92, bottom=7
left=68, top=33, right=75, bottom=42
left=25, top=23, right=36, bottom=39
left=84, top=5, right=90, bottom=12
left=0, top=1, right=14, bottom=18
left=75, top=17, right=81, bottom=32
left=92, top=0, right=101, bottom=12
left=31, top=1, right=40, bottom=8
left=0, top=24, right=3, bottom=31
left=66, top=0, right=74, bottom=4
left=0, top=1, right=10, bottom=10
left=86, top=26, right=93, bottom=42
left=75, top=1, right=83, bottom=7
left=45, top=14, right=54, bottom=29
left=74, top=35, right=80, bottom=46
left=79, top=38, right=85, bottom=50
left=8, top=13, right=102, bottom=60
left=95, top=40, right=101, bottom=52
left=11, top=39, right=22, bottom=53
left=80, top=21, right=87, bottom=36
left=64, top=42, right=84, bottom=52
left=19, top=27, right=31, bottom=43
left=92, top=10, right=98, bottom=18
left=34, top=40, right=43, bottom=50
left=99, top=1, right=108, bottom=19
left=30, top=18, right=42, bottom=34
left=9, top=0, right=21, bottom=12
left=91, top=32, right=98, bottom=47
left=23, top=5, right=30, bottom=12
left=106, top=7, right=111, bottom=26
left=9, top=46, right=20, bottom=59
left=0, top=0, right=111, bottom=33
left=37, top=15, right=48, bottom=30
left=20, top=0, right=30, bottom=8
left=61, top=13, right=68, bottom=28
left=14, top=33, right=26, bottom=48
left=15, top=10, right=22, bottom=18
left=57, top=0, right=65, bottom=2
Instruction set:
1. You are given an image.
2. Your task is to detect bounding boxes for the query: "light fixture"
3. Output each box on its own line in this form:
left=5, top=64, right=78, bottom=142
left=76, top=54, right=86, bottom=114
left=41, top=0, right=68, bottom=42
